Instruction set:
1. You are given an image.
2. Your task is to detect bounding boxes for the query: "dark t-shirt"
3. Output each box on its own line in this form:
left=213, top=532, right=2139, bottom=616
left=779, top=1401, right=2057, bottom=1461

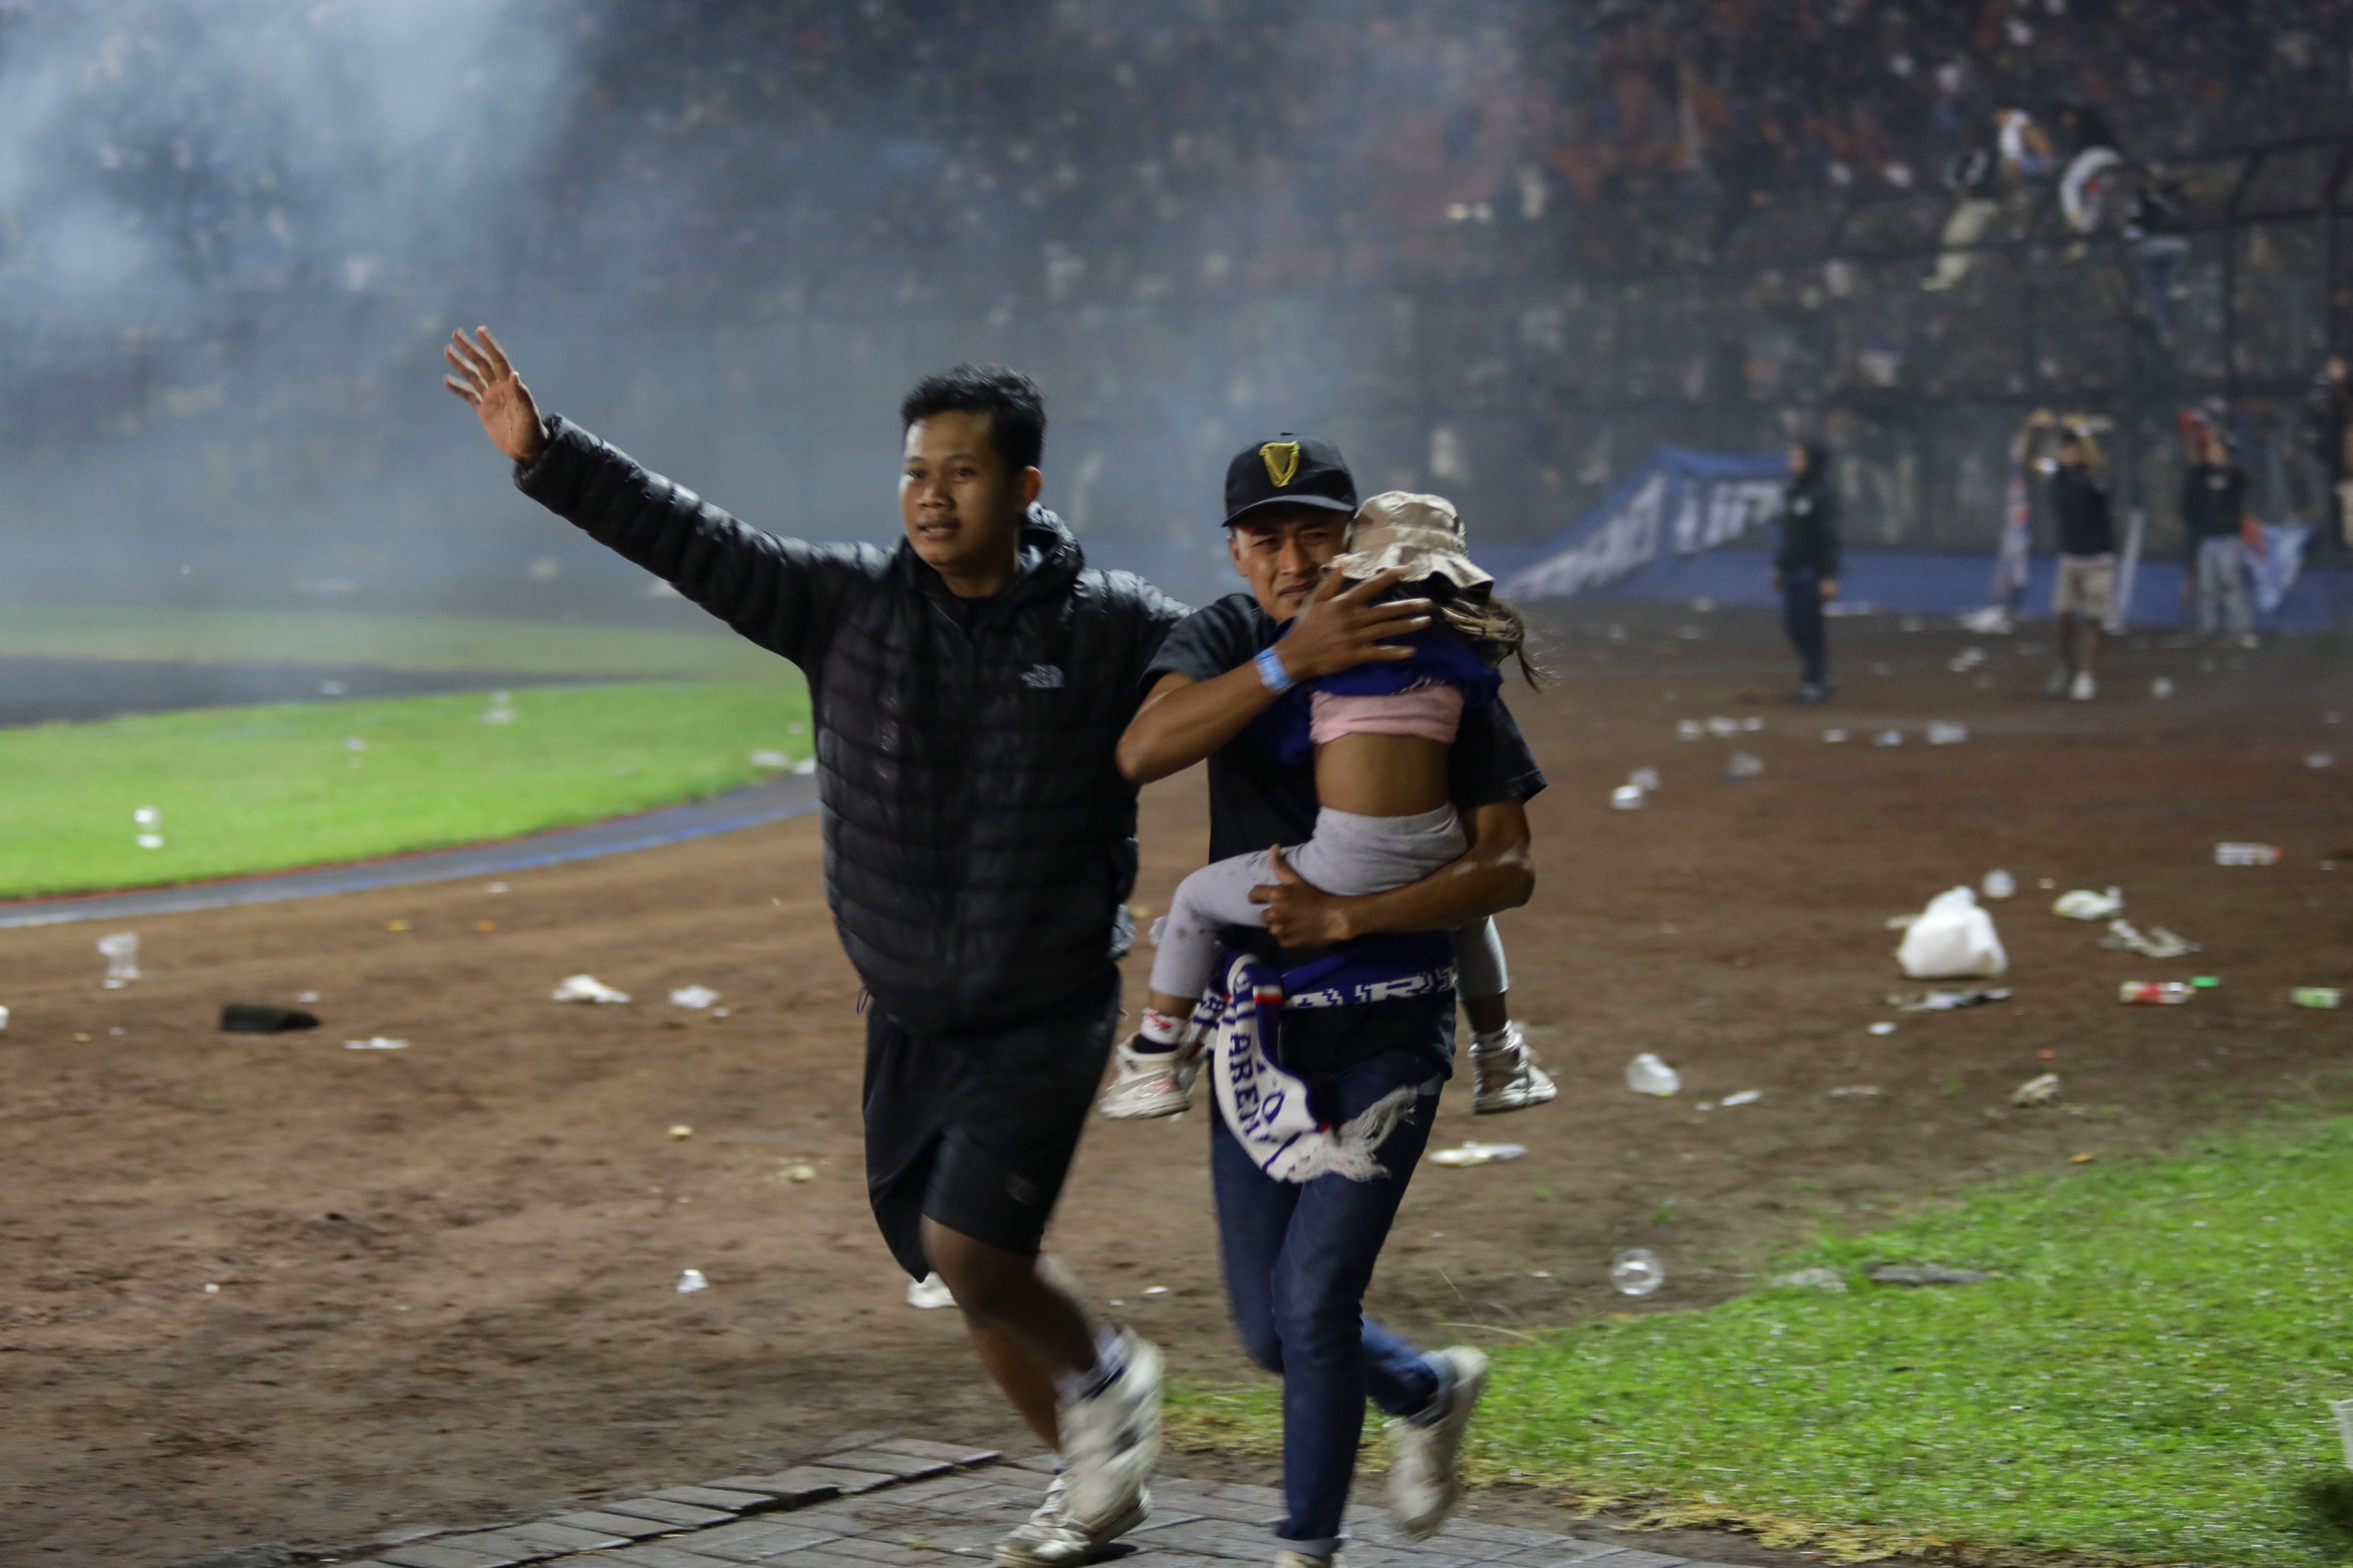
left=1145, top=594, right=1548, bottom=862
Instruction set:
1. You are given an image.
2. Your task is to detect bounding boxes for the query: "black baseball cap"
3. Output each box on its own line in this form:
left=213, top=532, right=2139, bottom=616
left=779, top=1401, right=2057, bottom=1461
left=1222, top=432, right=1357, bottom=528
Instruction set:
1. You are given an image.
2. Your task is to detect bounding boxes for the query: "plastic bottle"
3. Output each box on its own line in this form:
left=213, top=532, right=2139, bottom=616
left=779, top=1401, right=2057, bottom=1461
left=2118, top=982, right=2192, bottom=1005
left=96, top=932, right=140, bottom=985
left=1625, top=1052, right=1681, bottom=1095
left=1609, top=1248, right=1665, bottom=1297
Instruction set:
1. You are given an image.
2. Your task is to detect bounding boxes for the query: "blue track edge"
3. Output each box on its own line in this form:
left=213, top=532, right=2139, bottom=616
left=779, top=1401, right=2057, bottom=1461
left=0, top=774, right=822, bottom=930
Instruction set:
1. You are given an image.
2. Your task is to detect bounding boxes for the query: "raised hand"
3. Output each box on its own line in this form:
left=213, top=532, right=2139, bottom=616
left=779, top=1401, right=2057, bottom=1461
left=443, top=327, right=548, bottom=463
left=1274, top=566, right=1431, bottom=682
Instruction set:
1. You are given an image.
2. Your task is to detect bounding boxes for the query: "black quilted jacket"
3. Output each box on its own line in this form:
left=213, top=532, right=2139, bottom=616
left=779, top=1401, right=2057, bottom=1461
left=516, top=416, right=1186, bottom=1035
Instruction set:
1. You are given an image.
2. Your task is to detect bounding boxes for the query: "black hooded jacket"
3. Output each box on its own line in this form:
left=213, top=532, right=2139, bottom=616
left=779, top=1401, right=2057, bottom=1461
left=515, top=416, right=1187, bottom=1035
left=1776, top=447, right=1840, bottom=576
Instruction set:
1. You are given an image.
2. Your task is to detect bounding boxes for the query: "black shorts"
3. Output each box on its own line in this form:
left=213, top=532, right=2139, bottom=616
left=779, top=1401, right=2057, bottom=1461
left=862, top=968, right=1122, bottom=1280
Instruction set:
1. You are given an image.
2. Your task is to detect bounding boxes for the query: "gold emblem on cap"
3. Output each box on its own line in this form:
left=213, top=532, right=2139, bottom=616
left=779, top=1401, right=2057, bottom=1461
left=1260, top=440, right=1302, bottom=488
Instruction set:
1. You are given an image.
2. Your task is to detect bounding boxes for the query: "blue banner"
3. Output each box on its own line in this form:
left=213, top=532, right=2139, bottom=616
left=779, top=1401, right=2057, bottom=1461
left=1502, top=447, right=1791, bottom=600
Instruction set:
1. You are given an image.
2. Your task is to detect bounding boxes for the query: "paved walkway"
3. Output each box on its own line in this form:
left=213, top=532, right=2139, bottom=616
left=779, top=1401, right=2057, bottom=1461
left=248, top=1438, right=1732, bottom=1568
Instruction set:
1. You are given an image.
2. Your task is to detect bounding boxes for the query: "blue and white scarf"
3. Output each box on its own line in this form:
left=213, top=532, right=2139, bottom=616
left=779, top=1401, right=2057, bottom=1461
left=1203, top=950, right=1443, bottom=1184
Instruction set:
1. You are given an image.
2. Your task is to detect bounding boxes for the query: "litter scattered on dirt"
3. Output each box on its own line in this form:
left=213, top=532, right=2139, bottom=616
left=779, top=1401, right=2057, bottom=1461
left=667, top=1124, right=694, bottom=1140
left=1610, top=784, right=1645, bottom=809
left=2151, top=676, right=2175, bottom=699
left=1980, top=868, right=2017, bottom=899
left=96, top=932, right=140, bottom=987
left=2101, top=919, right=2201, bottom=958
left=2011, top=1072, right=2063, bottom=1107
left=1428, top=1141, right=1528, bottom=1167
left=906, top=1273, right=956, bottom=1310
left=1869, top=1264, right=1991, bottom=1286
left=2054, top=887, right=2125, bottom=919
left=1624, top=1052, right=1680, bottom=1095
left=1896, top=886, right=2008, bottom=979
left=1609, top=1247, right=1665, bottom=1297
left=676, top=1269, right=708, bottom=1294
left=1891, top=987, right=2011, bottom=1012
left=341, top=1037, right=408, bottom=1051
left=1827, top=1085, right=1883, bottom=1097
left=1822, top=727, right=1848, bottom=743
left=551, top=974, right=631, bottom=1004
left=1874, top=729, right=1905, bottom=747
left=2291, top=987, right=2343, bottom=1009
left=1926, top=722, right=1969, bottom=745
left=2120, top=982, right=2194, bottom=1005
left=669, top=985, right=720, bottom=1009
left=2215, top=842, right=2282, bottom=866
left=1706, top=1089, right=1763, bottom=1109
left=2309, top=753, right=2336, bottom=769
left=219, top=1004, right=319, bottom=1034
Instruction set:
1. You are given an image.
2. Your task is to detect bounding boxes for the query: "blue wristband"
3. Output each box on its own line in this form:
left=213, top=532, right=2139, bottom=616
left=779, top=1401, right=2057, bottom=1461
left=1254, top=645, right=1295, bottom=695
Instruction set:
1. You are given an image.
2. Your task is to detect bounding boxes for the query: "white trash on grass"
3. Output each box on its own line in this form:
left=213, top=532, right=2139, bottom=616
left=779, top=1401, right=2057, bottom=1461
left=551, top=974, right=632, bottom=1004
left=1625, top=1052, right=1681, bottom=1096
left=1428, top=1141, right=1528, bottom=1167
left=1775, top=1267, right=1848, bottom=1291
left=750, top=750, right=791, bottom=768
left=2329, top=1399, right=2353, bottom=1472
left=1895, top=887, right=2008, bottom=979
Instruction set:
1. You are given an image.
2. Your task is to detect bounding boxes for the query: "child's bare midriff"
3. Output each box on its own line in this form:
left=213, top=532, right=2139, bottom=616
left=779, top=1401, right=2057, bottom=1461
left=1312, top=731, right=1452, bottom=818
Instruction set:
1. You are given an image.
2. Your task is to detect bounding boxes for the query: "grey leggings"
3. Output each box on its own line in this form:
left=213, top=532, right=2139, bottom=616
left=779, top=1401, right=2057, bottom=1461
left=1150, top=803, right=1508, bottom=1003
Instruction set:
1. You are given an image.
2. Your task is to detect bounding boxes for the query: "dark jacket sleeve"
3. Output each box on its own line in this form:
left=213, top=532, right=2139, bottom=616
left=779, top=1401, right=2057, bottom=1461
left=513, top=415, right=885, bottom=669
left=1814, top=485, right=1842, bottom=578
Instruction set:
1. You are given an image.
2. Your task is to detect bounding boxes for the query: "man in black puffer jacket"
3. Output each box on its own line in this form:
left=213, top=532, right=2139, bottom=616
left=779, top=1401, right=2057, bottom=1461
left=444, top=329, right=1186, bottom=1565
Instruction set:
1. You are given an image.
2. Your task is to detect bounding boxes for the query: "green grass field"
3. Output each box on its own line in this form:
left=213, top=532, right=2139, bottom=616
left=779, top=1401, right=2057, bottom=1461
left=0, top=680, right=812, bottom=900
left=0, top=603, right=789, bottom=679
left=1171, top=1111, right=2353, bottom=1566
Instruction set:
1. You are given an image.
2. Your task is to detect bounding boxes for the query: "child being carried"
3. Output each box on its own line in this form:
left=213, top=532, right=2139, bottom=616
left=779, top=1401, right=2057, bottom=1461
left=1102, top=490, right=1554, bottom=1120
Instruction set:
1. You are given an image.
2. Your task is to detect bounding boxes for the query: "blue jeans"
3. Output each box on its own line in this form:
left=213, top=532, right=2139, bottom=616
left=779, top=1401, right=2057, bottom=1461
left=1781, top=568, right=1828, bottom=688
left=1210, top=1043, right=1448, bottom=1551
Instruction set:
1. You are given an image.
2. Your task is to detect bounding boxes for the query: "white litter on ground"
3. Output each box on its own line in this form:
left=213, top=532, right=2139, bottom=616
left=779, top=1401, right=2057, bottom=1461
left=1428, top=1141, right=1529, bottom=1167
left=669, top=985, right=720, bottom=1009
left=343, top=1037, right=408, bottom=1051
left=551, top=974, right=632, bottom=1004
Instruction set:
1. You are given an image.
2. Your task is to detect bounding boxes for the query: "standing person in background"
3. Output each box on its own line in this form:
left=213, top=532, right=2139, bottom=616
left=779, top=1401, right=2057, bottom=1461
left=2044, top=422, right=2117, bottom=701
left=2181, top=420, right=2255, bottom=646
left=2311, top=355, right=2352, bottom=551
left=1772, top=441, right=1840, bottom=705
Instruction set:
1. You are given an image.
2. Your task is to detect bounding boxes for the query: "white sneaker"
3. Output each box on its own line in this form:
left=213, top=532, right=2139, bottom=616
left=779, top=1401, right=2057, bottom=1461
left=1098, top=1034, right=1200, bottom=1120
left=993, top=1473, right=1150, bottom=1568
left=1060, top=1330, right=1163, bottom=1536
left=1386, top=1346, right=1488, bottom=1541
left=2069, top=671, right=2096, bottom=701
left=1469, top=1023, right=1556, bottom=1115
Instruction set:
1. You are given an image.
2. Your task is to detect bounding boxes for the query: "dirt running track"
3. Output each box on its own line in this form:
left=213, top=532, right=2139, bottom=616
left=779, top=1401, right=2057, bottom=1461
left=3, top=614, right=2349, bottom=1565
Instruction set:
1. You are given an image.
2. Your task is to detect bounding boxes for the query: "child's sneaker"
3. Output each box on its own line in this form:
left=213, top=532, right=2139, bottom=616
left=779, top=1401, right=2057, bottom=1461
left=1099, top=1034, right=1201, bottom=1120
left=1469, top=1022, right=1556, bottom=1114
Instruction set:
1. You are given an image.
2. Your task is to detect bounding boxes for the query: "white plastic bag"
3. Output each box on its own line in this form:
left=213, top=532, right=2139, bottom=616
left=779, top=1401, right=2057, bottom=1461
left=1896, top=886, right=2008, bottom=979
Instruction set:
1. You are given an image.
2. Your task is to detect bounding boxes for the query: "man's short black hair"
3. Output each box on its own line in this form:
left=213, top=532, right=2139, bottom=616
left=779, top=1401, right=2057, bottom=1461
left=899, top=364, right=1045, bottom=473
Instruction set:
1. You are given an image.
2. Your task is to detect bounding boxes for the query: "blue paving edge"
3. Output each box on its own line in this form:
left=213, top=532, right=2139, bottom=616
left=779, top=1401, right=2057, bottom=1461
left=0, top=774, right=822, bottom=930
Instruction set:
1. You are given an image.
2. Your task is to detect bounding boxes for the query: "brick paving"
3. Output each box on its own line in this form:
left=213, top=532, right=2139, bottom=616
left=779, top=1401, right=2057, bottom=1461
left=220, top=1437, right=1747, bottom=1568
